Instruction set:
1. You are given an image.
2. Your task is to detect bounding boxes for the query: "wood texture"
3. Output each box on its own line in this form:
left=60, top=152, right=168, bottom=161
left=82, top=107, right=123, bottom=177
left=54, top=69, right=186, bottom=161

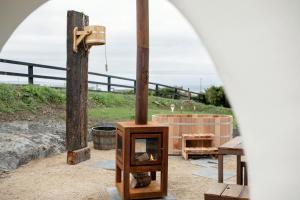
left=204, top=183, right=250, bottom=200
left=152, top=114, right=233, bottom=155
left=218, top=154, right=224, bottom=183
left=135, top=0, right=149, bottom=125
left=241, top=161, right=248, bottom=186
left=218, top=136, right=244, bottom=155
left=239, top=186, right=250, bottom=200
left=66, top=10, right=89, bottom=152
left=205, top=183, right=227, bottom=199
left=28, top=65, right=33, bottom=84
left=181, top=133, right=217, bottom=159
left=218, top=137, right=245, bottom=185
left=237, top=155, right=242, bottom=185
left=116, top=122, right=168, bottom=199
left=67, top=147, right=90, bottom=165
left=222, top=184, right=243, bottom=198
left=92, top=127, right=116, bottom=150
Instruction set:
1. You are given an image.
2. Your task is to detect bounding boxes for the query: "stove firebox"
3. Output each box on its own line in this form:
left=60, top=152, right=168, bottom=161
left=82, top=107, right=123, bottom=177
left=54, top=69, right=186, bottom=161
left=116, top=121, right=168, bottom=200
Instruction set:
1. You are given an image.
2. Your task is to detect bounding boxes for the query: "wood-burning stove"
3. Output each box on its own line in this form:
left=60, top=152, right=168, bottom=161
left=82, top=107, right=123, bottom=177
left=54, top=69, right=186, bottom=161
left=116, top=121, right=168, bottom=200
left=116, top=0, right=168, bottom=199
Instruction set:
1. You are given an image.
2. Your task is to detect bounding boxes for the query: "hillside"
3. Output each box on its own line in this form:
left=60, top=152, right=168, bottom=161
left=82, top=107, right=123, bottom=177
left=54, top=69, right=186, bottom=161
left=0, top=84, right=235, bottom=126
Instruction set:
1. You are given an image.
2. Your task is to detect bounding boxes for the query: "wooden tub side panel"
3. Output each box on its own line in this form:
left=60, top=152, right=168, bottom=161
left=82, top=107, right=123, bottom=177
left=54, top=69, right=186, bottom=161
left=152, top=114, right=233, bottom=155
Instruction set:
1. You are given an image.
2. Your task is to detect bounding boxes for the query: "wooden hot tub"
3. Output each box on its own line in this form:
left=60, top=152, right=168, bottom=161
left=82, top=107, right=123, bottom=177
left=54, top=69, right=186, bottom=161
left=152, top=114, right=233, bottom=155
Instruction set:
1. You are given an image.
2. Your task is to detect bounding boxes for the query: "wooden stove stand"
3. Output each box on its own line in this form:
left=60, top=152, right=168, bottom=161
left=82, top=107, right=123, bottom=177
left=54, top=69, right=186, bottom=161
left=115, top=121, right=168, bottom=200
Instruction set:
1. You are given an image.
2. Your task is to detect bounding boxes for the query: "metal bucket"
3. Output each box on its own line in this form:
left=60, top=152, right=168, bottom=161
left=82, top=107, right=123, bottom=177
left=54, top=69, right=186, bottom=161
left=92, top=126, right=116, bottom=150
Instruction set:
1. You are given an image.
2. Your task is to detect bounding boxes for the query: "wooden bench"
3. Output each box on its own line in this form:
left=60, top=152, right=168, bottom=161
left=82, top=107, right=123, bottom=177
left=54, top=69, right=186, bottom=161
left=182, top=133, right=218, bottom=160
left=205, top=183, right=249, bottom=200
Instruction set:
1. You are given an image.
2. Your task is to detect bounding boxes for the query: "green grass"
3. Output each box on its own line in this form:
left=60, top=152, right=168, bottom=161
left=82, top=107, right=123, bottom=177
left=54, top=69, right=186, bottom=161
left=0, top=84, right=236, bottom=127
left=0, top=84, right=64, bottom=113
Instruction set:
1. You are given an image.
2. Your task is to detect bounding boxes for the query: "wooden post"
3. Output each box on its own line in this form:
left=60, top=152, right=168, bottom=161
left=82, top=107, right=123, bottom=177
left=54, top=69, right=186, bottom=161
left=218, top=154, right=224, bottom=183
left=66, top=10, right=90, bottom=165
left=28, top=65, right=33, bottom=84
left=188, top=88, right=191, bottom=100
left=155, top=84, right=159, bottom=96
left=135, top=0, right=149, bottom=125
left=174, top=88, right=178, bottom=99
left=107, top=76, right=111, bottom=92
left=237, top=155, right=242, bottom=185
left=134, top=80, right=137, bottom=94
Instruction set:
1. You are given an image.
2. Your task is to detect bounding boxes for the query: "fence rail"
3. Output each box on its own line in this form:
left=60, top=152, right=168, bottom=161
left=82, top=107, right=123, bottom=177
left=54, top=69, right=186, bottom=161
left=0, top=58, right=201, bottom=100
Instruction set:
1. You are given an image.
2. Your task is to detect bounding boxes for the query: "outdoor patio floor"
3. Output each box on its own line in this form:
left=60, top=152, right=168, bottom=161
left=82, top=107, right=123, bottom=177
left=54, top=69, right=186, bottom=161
left=0, top=143, right=237, bottom=200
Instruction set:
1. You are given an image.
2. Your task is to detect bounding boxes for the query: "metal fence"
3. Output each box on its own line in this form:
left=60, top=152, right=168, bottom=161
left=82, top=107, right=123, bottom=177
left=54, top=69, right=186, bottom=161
left=0, top=58, right=201, bottom=99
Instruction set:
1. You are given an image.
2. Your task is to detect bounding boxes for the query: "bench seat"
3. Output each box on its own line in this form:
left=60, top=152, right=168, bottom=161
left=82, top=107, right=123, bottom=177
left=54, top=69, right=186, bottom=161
left=205, top=183, right=249, bottom=200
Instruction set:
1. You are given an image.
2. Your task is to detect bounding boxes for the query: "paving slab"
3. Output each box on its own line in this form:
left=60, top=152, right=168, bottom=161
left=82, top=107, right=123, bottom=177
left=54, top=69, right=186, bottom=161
left=106, top=187, right=176, bottom=200
left=192, top=167, right=235, bottom=180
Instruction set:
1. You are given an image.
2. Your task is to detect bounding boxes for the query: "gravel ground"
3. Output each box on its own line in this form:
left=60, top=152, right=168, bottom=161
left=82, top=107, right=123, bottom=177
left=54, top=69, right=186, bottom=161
left=0, top=144, right=237, bottom=200
left=0, top=120, right=238, bottom=200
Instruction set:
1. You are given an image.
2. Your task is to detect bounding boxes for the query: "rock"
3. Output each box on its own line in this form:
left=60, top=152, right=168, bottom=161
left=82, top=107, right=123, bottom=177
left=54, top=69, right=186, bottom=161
left=0, top=120, right=66, bottom=172
left=0, top=120, right=97, bottom=173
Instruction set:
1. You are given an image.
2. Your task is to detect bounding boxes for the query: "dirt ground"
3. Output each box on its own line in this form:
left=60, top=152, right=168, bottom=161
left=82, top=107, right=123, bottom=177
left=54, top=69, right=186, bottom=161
left=0, top=144, right=237, bottom=200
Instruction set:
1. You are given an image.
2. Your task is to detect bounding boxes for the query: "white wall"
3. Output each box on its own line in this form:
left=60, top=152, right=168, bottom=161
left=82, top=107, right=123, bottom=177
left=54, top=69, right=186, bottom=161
left=0, top=0, right=47, bottom=51
left=1, top=0, right=300, bottom=199
left=171, top=1, right=300, bottom=199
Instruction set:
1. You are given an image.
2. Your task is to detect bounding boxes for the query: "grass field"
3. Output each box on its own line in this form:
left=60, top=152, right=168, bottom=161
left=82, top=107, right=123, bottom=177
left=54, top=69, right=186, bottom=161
left=0, top=84, right=236, bottom=126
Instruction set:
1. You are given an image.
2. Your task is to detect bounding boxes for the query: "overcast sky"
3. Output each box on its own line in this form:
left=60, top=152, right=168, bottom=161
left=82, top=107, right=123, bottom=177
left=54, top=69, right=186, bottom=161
left=0, top=0, right=221, bottom=92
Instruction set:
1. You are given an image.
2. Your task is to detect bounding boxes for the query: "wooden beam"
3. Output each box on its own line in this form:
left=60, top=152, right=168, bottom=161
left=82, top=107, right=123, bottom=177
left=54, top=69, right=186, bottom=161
left=66, top=10, right=90, bottom=164
left=135, top=0, right=149, bottom=125
left=67, top=147, right=90, bottom=165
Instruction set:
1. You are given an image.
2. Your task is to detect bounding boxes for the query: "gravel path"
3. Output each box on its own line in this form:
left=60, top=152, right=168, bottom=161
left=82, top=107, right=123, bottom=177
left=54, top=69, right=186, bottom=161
left=0, top=120, right=237, bottom=200
left=0, top=145, right=237, bottom=200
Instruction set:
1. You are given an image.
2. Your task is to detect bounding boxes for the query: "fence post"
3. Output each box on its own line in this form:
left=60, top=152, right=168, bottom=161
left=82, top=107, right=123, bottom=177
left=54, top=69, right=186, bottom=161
left=174, top=88, right=178, bottom=99
left=155, top=84, right=159, bottom=96
left=134, top=80, right=137, bottom=94
left=107, top=76, right=111, bottom=92
left=188, top=88, right=191, bottom=100
left=28, top=65, right=33, bottom=84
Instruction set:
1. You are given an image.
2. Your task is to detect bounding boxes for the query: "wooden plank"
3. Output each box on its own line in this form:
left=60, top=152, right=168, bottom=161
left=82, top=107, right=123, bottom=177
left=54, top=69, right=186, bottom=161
left=184, top=147, right=218, bottom=153
left=242, top=161, right=248, bottom=186
left=123, top=128, right=131, bottom=200
left=221, top=184, right=244, bottom=198
left=135, top=0, right=149, bottom=125
left=218, top=148, right=244, bottom=156
left=218, top=137, right=244, bottom=155
left=116, top=181, right=162, bottom=200
left=67, top=147, right=90, bottom=165
left=66, top=10, right=89, bottom=153
left=218, top=154, right=224, bottom=183
left=237, top=155, right=242, bottom=185
left=239, top=186, right=250, bottom=200
left=205, top=183, right=228, bottom=196
left=219, top=136, right=243, bottom=150
left=182, top=133, right=214, bottom=140
left=161, top=126, right=169, bottom=196
left=117, top=121, right=167, bottom=129
left=130, top=165, right=162, bottom=173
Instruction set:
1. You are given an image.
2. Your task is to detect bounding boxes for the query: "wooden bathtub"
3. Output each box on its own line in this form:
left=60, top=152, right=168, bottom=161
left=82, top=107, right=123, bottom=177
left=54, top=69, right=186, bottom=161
left=152, top=114, right=233, bottom=155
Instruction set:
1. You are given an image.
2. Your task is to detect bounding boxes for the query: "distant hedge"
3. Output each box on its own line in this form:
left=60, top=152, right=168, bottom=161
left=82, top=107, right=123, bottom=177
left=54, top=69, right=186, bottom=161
left=204, top=86, right=230, bottom=108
